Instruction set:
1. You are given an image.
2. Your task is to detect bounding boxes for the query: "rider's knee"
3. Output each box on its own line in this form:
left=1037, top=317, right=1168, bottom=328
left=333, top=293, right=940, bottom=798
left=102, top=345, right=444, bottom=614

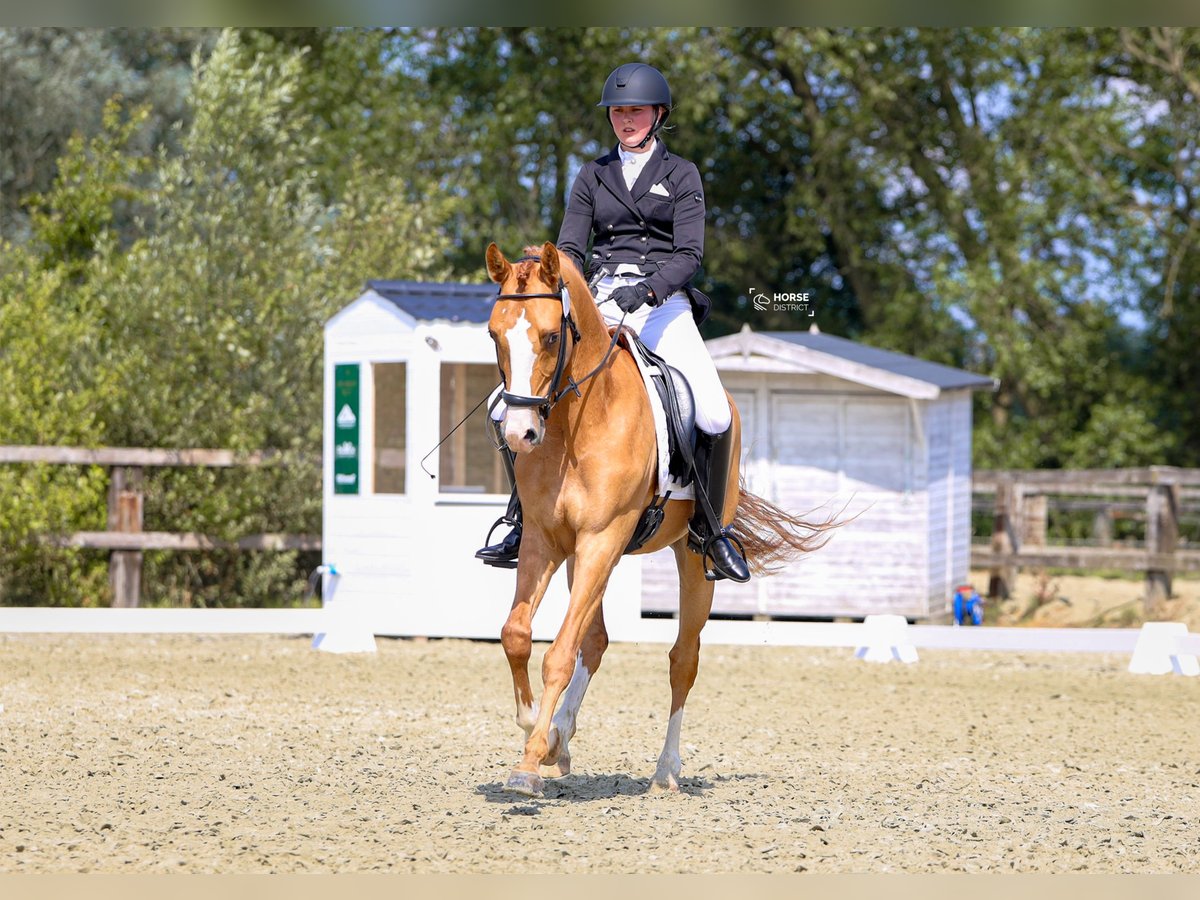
left=696, top=397, right=732, bottom=435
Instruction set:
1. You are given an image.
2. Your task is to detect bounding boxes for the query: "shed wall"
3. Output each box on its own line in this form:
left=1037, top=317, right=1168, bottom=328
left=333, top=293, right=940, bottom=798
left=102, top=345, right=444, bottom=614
left=642, top=372, right=931, bottom=619
left=923, top=392, right=975, bottom=618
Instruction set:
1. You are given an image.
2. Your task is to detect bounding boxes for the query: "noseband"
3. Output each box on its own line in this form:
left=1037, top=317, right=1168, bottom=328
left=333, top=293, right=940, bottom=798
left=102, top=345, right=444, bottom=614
left=492, top=254, right=583, bottom=420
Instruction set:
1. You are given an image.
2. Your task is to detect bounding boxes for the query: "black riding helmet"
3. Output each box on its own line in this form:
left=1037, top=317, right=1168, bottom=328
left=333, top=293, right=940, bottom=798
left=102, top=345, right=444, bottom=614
left=598, top=63, right=671, bottom=148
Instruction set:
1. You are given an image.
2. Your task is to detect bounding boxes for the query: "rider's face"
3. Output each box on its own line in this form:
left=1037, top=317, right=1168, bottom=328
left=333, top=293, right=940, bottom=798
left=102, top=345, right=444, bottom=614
left=609, top=105, right=658, bottom=151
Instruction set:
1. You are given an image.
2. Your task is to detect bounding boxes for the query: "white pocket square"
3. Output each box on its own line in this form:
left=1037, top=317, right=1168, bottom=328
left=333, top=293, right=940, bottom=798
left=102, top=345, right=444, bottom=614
left=648, top=182, right=670, bottom=197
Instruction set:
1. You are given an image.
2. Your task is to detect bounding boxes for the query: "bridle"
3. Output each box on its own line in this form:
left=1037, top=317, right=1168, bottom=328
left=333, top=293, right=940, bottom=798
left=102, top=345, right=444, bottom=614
left=489, top=254, right=584, bottom=423
left=488, top=254, right=630, bottom=429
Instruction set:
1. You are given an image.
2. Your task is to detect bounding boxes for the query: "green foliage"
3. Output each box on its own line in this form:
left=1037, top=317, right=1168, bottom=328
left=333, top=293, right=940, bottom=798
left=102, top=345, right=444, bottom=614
left=0, top=248, right=112, bottom=604
left=27, top=98, right=152, bottom=274
left=1, top=29, right=456, bottom=607
left=0, top=28, right=210, bottom=244
left=93, top=30, right=454, bottom=606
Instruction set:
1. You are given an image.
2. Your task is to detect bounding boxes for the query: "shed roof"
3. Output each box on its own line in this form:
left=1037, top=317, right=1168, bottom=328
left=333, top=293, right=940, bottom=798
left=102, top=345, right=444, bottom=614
left=769, top=330, right=995, bottom=392
left=705, top=325, right=995, bottom=399
left=349, top=283, right=995, bottom=398
left=367, top=279, right=495, bottom=324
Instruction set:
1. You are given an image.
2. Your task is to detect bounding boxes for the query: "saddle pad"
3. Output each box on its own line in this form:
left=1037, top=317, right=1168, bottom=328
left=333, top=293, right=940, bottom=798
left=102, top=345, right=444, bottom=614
left=616, top=330, right=695, bottom=501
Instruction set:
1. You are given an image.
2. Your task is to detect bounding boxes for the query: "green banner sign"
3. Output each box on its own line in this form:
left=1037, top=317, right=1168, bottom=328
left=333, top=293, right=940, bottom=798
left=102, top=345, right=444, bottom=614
left=333, top=363, right=360, bottom=495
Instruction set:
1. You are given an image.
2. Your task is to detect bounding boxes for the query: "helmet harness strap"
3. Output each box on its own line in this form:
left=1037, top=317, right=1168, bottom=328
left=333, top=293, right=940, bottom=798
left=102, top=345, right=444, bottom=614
left=634, top=108, right=663, bottom=149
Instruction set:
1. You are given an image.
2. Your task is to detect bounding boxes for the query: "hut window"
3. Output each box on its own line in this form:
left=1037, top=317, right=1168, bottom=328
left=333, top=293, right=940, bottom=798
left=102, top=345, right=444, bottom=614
left=439, top=363, right=507, bottom=493
left=373, top=362, right=407, bottom=494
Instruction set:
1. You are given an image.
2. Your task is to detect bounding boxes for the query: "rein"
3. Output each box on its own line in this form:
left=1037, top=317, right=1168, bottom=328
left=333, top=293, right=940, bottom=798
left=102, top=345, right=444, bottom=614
left=491, top=254, right=624, bottom=421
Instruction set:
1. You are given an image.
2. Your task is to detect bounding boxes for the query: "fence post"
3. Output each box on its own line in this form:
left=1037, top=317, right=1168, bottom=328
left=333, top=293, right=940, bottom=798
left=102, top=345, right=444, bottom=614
left=108, top=466, right=144, bottom=608
left=988, top=475, right=1018, bottom=599
left=1020, top=493, right=1048, bottom=548
left=1144, top=480, right=1179, bottom=616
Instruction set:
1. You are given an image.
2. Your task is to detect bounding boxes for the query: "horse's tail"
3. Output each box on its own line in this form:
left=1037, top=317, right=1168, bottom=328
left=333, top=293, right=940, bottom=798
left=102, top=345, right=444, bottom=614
left=731, top=480, right=846, bottom=577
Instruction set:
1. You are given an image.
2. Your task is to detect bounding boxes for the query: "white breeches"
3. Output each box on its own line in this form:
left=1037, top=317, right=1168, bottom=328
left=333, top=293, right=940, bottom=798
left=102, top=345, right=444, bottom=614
left=490, top=273, right=733, bottom=436
left=594, top=273, right=732, bottom=435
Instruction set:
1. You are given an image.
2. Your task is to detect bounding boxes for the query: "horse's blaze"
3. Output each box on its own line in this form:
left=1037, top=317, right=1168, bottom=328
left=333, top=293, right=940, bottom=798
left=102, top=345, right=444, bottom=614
left=501, top=308, right=545, bottom=452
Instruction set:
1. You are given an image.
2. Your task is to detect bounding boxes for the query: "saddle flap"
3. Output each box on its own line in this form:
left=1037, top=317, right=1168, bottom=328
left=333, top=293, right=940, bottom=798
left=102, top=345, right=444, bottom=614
left=609, top=326, right=696, bottom=485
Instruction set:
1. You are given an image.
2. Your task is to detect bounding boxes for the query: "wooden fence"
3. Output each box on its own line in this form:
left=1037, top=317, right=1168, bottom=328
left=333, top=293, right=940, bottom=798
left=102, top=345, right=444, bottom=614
left=3, top=449, right=1198, bottom=615
left=0, top=446, right=319, bottom=608
left=972, top=466, right=1200, bottom=613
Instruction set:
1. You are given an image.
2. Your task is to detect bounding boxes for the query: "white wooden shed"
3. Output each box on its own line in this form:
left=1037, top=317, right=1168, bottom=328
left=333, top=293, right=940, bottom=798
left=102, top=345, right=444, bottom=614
left=323, top=281, right=993, bottom=637
left=639, top=324, right=995, bottom=621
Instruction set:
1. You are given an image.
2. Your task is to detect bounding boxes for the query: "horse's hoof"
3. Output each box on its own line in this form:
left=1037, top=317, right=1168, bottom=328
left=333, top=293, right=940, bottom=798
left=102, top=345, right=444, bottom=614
left=541, top=751, right=571, bottom=778
left=504, top=769, right=545, bottom=797
left=649, top=771, right=679, bottom=793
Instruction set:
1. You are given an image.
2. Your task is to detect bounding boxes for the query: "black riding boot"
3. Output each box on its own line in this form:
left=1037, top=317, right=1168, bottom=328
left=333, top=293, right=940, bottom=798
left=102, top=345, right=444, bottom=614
left=689, top=427, right=751, bottom=583
left=475, top=423, right=522, bottom=568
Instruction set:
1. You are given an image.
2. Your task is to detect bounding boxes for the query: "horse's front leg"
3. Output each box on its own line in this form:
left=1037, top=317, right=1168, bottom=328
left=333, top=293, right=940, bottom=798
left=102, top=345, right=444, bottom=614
left=650, top=537, right=717, bottom=792
left=500, top=535, right=563, bottom=745
left=505, top=534, right=624, bottom=797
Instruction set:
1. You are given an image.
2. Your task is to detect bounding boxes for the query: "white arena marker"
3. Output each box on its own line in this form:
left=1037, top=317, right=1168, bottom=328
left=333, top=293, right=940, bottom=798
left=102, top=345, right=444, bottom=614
left=311, top=567, right=376, bottom=654
left=854, top=614, right=918, bottom=664
left=312, top=604, right=377, bottom=654
left=1128, top=622, right=1198, bottom=676
left=312, top=625, right=377, bottom=654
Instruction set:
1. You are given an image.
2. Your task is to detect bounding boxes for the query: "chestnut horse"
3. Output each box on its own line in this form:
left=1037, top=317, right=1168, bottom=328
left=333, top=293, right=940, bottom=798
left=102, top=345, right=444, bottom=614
left=486, top=241, right=831, bottom=796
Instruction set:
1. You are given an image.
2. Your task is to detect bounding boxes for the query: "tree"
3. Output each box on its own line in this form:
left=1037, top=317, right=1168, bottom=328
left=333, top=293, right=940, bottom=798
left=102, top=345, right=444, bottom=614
left=95, top=30, right=452, bottom=605
left=666, top=27, right=1170, bottom=467
left=0, top=248, right=113, bottom=605
left=0, top=27, right=210, bottom=244
left=1095, top=28, right=1200, bottom=465
left=2, top=29, right=460, bottom=606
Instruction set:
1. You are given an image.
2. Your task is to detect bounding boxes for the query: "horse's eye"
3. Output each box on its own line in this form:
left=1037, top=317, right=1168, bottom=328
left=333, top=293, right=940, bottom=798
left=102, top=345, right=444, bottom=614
left=544, top=332, right=559, bottom=348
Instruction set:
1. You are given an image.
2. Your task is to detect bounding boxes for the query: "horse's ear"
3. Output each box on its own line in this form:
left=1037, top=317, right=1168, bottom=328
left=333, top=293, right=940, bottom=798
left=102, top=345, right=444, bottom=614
left=539, top=241, right=560, bottom=285
left=486, top=242, right=511, bottom=284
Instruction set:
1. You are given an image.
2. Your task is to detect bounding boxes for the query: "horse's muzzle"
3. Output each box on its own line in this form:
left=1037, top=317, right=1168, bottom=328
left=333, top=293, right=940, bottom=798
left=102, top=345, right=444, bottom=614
left=503, top=408, right=544, bottom=453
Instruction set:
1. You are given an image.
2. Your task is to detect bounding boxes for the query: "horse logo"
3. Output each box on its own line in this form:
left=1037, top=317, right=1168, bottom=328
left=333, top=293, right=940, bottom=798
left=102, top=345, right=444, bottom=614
left=750, top=288, right=770, bottom=311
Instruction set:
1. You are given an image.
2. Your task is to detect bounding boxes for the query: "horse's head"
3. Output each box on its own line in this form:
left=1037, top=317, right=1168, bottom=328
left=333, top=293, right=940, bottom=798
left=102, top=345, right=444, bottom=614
left=486, top=240, right=576, bottom=453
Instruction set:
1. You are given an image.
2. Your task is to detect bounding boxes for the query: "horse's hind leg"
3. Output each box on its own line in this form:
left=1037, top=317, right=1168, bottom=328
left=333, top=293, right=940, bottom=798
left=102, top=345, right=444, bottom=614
left=544, top=588, right=608, bottom=779
left=651, top=537, right=716, bottom=792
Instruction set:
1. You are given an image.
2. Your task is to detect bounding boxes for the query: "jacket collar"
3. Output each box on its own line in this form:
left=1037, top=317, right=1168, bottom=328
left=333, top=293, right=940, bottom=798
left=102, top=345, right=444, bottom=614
left=628, top=139, right=677, bottom=201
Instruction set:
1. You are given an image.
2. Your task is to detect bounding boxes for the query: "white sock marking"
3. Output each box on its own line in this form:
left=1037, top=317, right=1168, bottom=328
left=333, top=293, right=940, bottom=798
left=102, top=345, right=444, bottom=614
left=516, top=700, right=539, bottom=737
left=654, top=708, right=685, bottom=785
left=551, top=651, right=591, bottom=748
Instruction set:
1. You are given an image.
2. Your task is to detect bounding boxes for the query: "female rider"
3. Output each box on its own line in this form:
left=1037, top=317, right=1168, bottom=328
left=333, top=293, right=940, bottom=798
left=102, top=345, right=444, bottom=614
left=477, top=62, right=749, bottom=583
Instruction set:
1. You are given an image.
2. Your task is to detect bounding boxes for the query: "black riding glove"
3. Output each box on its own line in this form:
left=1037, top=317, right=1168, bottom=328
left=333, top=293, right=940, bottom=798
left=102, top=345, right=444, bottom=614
left=610, top=282, right=656, bottom=314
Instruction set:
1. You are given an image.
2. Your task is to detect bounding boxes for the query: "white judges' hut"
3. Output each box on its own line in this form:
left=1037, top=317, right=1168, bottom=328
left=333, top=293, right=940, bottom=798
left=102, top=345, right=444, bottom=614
left=323, top=281, right=994, bottom=638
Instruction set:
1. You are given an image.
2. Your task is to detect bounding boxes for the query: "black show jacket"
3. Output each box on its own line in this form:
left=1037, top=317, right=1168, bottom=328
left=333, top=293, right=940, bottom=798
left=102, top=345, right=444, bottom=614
left=557, top=140, right=710, bottom=325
